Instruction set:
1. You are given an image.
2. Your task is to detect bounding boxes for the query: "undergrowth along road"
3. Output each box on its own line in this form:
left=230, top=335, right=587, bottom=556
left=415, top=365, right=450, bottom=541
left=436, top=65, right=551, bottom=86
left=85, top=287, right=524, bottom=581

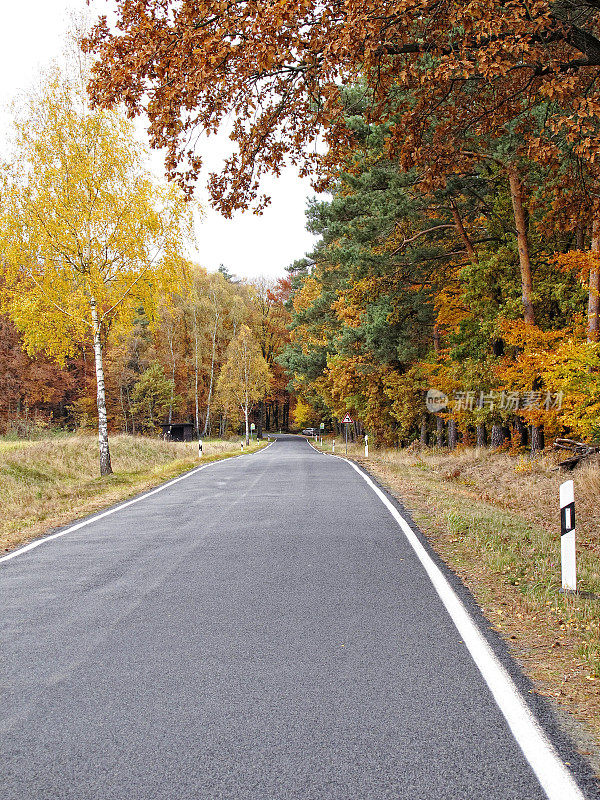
left=0, top=434, right=266, bottom=555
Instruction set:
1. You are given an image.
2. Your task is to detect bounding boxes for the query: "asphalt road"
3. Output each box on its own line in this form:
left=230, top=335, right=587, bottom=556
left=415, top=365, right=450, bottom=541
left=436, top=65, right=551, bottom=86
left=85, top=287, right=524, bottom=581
left=1, top=436, right=595, bottom=799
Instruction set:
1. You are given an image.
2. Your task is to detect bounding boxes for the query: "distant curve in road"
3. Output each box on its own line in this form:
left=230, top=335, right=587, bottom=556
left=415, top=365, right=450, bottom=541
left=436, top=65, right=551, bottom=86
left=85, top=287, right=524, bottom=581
left=1, top=435, right=597, bottom=800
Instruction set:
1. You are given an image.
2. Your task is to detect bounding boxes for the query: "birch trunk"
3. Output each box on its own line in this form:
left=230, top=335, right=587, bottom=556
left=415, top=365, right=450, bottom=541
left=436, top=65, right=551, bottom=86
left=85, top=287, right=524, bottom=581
left=192, top=307, right=200, bottom=435
left=168, top=332, right=175, bottom=425
left=90, top=298, right=113, bottom=476
left=244, top=341, right=250, bottom=446
left=203, top=304, right=219, bottom=437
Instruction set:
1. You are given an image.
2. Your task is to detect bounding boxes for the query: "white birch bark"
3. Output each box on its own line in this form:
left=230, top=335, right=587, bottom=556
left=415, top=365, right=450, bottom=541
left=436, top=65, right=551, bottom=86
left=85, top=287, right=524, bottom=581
left=203, top=292, right=219, bottom=436
left=90, top=297, right=113, bottom=475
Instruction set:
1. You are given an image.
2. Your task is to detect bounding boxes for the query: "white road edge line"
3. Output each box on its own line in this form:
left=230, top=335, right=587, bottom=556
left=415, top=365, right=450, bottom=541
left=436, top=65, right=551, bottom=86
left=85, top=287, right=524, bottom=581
left=311, top=442, right=585, bottom=800
left=0, top=439, right=275, bottom=566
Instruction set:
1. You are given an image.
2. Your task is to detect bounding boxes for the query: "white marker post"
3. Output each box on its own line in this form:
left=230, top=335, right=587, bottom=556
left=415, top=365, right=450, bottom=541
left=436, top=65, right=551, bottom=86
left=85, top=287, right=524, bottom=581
left=332, top=439, right=335, bottom=453
left=198, top=439, right=203, bottom=459
left=560, top=479, right=576, bottom=592
left=365, top=434, right=369, bottom=458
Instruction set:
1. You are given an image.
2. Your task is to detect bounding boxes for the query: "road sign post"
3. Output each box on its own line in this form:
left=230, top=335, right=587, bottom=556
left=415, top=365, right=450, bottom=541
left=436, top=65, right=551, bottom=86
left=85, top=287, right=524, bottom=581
left=341, top=413, right=353, bottom=454
left=560, top=480, right=576, bottom=591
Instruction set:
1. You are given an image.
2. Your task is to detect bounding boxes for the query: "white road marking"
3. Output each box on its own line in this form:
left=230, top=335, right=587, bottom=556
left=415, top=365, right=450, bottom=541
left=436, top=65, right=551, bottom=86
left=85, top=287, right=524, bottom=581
left=0, top=440, right=275, bottom=565
left=311, top=442, right=585, bottom=800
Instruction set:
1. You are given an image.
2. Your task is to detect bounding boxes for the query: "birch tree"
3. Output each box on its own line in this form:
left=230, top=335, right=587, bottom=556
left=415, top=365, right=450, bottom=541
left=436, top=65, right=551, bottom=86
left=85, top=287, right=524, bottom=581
left=216, top=325, right=270, bottom=445
left=0, top=71, right=190, bottom=474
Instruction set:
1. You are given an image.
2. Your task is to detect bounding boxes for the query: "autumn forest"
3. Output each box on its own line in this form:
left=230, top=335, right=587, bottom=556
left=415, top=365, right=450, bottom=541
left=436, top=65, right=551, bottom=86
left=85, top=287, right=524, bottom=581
left=3, top=1, right=600, bottom=467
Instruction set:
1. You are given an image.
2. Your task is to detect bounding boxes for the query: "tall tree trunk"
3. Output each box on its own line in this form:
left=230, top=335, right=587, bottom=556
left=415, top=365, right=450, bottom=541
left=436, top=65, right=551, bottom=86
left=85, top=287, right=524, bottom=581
left=203, top=306, right=219, bottom=436
left=120, top=385, right=128, bottom=434
left=436, top=416, right=444, bottom=446
left=420, top=414, right=428, bottom=446
left=433, top=326, right=441, bottom=354
left=530, top=424, right=544, bottom=455
left=476, top=423, right=486, bottom=448
left=508, top=164, right=535, bottom=325
left=589, top=218, right=600, bottom=342
left=168, top=332, right=175, bottom=425
left=90, top=298, right=112, bottom=476
left=258, top=397, right=265, bottom=439
left=490, top=424, right=505, bottom=449
left=450, top=199, right=477, bottom=261
left=192, top=308, right=200, bottom=435
left=508, top=164, right=545, bottom=444
left=448, top=419, right=458, bottom=449
left=126, top=385, right=135, bottom=435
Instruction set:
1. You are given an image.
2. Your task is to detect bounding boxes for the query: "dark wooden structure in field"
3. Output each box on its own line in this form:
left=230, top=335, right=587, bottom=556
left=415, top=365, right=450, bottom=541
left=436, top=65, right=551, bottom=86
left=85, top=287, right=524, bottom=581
left=161, top=422, right=195, bottom=442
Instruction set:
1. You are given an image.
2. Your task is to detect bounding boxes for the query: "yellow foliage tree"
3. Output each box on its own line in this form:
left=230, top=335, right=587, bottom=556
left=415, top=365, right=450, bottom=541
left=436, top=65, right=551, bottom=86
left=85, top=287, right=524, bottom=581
left=216, top=325, right=271, bottom=445
left=0, top=71, right=192, bottom=474
left=292, top=397, right=316, bottom=429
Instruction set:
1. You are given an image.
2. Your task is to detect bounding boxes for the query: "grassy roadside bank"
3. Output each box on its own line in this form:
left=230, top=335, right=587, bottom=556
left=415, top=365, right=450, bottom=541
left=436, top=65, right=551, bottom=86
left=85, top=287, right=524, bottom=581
left=315, top=437, right=600, bottom=767
left=1, top=434, right=266, bottom=555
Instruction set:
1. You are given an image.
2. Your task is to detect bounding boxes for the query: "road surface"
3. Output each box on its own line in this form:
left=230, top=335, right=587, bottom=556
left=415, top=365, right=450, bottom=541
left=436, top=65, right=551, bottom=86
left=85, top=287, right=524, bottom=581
left=1, top=436, right=596, bottom=799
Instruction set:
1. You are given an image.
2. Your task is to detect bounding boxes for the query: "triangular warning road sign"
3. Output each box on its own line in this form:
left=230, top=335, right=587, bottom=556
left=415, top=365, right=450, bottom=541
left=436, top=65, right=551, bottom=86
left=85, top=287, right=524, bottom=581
left=342, top=413, right=353, bottom=424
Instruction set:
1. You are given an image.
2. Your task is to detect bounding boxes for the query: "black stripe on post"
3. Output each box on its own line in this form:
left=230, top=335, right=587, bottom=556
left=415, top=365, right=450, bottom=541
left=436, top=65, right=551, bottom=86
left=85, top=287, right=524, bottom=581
left=561, top=502, right=575, bottom=536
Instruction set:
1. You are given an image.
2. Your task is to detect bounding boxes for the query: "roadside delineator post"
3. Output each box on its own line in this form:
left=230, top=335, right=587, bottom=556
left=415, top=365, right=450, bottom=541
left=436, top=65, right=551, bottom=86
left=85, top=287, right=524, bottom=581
left=198, top=439, right=203, bottom=459
left=332, top=439, right=335, bottom=453
left=365, top=434, right=369, bottom=458
left=241, top=441, right=244, bottom=451
left=560, top=479, right=576, bottom=591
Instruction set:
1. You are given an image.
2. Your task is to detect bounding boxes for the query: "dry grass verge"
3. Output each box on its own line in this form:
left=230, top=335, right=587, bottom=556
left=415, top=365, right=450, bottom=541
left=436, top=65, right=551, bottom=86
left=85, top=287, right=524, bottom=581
left=1, top=434, right=265, bottom=555
left=317, top=437, right=600, bottom=769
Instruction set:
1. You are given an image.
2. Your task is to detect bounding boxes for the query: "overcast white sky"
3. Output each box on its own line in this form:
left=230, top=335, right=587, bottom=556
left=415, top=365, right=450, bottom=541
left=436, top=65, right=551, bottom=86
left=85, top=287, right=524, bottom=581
left=0, top=1, right=321, bottom=281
